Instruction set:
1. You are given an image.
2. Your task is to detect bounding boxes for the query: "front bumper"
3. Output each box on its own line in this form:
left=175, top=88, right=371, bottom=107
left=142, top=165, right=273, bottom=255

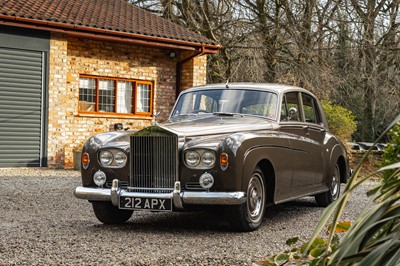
left=74, top=180, right=246, bottom=209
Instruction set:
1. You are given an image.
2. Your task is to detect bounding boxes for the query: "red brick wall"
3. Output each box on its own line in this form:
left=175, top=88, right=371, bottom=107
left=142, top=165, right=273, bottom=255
left=48, top=33, right=207, bottom=168
left=180, top=51, right=208, bottom=93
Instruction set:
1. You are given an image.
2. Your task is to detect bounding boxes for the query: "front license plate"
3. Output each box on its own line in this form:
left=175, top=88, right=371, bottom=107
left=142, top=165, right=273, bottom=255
left=119, top=196, right=172, bottom=211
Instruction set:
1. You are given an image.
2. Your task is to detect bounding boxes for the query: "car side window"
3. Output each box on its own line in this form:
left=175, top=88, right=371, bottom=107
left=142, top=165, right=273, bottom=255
left=281, top=92, right=301, bottom=121
left=301, top=93, right=322, bottom=124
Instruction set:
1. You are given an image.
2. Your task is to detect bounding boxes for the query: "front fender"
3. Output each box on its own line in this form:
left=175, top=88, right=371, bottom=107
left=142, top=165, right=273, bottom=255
left=227, top=132, right=291, bottom=192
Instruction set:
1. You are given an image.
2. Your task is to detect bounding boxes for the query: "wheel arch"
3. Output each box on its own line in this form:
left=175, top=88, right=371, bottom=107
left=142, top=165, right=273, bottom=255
left=337, top=155, right=348, bottom=184
left=329, top=142, right=349, bottom=184
left=257, top=159, right=276, bottom=205
left=242, top=154, right=276, bottom=205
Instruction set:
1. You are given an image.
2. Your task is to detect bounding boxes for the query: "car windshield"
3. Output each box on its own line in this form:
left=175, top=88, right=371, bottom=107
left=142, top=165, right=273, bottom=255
left=170, top=89, right=278, bottom=121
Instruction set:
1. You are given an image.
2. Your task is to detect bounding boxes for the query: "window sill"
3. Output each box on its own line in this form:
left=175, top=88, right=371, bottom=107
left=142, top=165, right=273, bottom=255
left=76, top=113, right=153, bottom=120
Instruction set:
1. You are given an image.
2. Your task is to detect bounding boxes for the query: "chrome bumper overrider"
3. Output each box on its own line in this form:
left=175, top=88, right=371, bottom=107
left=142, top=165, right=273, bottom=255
left=74, top=180, right=246, bottom=209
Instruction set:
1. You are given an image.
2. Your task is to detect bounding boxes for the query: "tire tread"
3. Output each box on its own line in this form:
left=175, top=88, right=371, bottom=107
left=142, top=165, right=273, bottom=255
left=92, top=201, right=133, bottom=224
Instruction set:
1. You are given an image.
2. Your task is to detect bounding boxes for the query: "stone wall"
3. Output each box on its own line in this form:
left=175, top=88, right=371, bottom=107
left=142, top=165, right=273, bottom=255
left=48, top=33, right=207, bottom=168
left=350, top=151, right=383, bottom=175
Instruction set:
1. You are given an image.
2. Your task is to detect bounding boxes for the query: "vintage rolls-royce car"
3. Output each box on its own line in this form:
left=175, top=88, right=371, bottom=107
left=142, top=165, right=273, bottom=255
left=74, top=83, right=349, bottom=231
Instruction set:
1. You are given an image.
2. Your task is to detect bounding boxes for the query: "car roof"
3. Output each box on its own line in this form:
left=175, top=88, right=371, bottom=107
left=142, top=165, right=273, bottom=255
left=183, top=83, right=313, bottom=96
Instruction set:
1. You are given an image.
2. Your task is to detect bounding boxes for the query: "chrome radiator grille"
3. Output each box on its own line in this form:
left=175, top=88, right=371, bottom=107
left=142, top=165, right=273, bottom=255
left=130, top=134, right=178, bottom=193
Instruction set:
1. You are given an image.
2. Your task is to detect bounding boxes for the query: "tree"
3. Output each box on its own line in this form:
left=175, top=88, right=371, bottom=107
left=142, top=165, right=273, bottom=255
left=129, top=0, right=400, bottom=141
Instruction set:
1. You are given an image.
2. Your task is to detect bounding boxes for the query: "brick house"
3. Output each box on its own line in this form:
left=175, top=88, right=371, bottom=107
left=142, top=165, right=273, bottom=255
left=0, top=0, right=220, bottom=168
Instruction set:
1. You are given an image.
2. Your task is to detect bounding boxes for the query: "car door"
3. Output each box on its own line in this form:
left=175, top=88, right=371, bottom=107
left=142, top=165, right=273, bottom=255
left=279, top=91, right=319, bottom=190
left=300, top=93, right=326, bottom=185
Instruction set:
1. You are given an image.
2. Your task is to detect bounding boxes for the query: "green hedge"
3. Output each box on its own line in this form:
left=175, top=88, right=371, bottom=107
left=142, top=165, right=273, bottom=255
left=380, top=122, right=400, bottom=180
left=322, top=101, right=357, bottom=143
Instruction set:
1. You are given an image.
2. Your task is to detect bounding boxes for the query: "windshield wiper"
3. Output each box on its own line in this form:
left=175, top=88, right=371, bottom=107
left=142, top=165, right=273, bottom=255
left=213, top=112, right=276, bottom=121
left=213, top=112, right=244, bottom=117
left=170, top=113, right=213, bottom=122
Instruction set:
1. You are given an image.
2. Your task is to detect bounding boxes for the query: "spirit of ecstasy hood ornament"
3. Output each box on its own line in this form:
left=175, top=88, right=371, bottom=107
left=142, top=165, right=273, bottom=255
left=153, top=110, right=161, bottom=126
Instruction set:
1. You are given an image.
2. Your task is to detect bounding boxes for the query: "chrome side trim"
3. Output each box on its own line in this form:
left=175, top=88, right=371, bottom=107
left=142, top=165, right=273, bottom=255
left=182, top=191, right=246, bottom=205
left=75, top=180, right=246, bottom=207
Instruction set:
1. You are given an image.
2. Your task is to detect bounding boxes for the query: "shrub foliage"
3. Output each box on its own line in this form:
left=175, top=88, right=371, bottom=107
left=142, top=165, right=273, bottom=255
left=381, top=122, right=400, bottom=180
left=322, top=101, right=357, bottom=143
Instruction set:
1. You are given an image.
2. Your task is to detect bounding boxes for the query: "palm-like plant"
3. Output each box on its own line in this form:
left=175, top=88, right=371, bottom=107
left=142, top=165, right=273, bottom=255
left=258, top=116, right=400, bottom=266
left=306, top=114, right=400, bottom=265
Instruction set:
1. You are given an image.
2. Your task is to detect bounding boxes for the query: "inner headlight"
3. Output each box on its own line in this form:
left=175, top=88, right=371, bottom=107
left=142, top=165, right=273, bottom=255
left=99, top=150, right=113, bottom=166
left=114, top=152, right=127, bottom=166
left=202, top=151, right=216, bottom=167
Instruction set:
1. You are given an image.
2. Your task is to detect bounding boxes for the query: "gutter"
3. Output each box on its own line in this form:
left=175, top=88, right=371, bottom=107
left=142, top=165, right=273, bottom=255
left=175, top=45, right=206, bottom=98
left=0, top=15, right=221, bottom=53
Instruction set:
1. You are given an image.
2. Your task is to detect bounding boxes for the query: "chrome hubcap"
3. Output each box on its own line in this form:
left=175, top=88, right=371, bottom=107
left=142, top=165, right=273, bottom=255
left=331, top=165, right=340, bottom=200
left=247, top=173, right=264, bottom=222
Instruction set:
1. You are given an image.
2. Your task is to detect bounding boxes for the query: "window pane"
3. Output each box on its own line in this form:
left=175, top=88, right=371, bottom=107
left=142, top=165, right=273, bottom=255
left=302, top=94, right=321, bottom=124
left=171, top=89, right=278, bottom=120
left=137, top=83, right=151, bottom=113
left=79, top=78, right=96, bottom=112
left=281, top=92, right=300, bottom=121
left=99, top=80, right=115, bottom=112
left=117, top=81, right=133, bottom=113
left=198, top=95, right=218, bottom=112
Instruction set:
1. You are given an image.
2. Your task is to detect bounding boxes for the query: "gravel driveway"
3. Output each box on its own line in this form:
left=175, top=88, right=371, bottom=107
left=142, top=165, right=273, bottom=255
left=0, top=168, right=376, bottom=265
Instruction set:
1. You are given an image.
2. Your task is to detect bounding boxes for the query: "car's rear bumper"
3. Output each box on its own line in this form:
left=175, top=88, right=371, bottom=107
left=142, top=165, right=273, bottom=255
left=74, top=180, right=246, bottom=209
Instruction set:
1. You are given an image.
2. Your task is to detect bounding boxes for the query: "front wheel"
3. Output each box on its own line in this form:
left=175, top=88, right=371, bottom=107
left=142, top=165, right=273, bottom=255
left=226, top=166, right=266, bottom=232
left=315, top=163, right=341, bottom=207
left=92, top=201, right=133, bottom=224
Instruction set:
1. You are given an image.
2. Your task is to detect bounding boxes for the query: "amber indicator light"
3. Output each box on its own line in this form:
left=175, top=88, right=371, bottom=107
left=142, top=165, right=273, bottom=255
left=81, top=153, right=89, bottom=165
left=220, top=153, right=229, bottom=167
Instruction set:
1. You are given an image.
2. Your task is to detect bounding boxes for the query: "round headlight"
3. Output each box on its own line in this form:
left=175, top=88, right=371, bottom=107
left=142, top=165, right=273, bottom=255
left=114, top=152, right=127, bottom=166
left=93, top=170, right=107, bottom=187
left=99, top=150, right=113, bottom=166
left=202, top=151, right=216, bottom=167
left=185, top=151, right=200, bottom=167
left=199, top=173, right=214, bottom=189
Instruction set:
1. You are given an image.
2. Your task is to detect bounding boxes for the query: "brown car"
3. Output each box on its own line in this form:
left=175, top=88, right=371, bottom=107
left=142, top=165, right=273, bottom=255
left=74, top=83, right=350, bottom=231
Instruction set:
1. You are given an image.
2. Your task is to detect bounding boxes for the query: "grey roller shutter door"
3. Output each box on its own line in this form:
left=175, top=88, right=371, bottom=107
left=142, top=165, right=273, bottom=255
left=0, top=47, right=44, bottom=167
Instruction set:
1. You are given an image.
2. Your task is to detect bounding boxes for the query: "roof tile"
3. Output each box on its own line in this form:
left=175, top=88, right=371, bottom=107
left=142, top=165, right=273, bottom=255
left=0, top=0, right=216, bottom=46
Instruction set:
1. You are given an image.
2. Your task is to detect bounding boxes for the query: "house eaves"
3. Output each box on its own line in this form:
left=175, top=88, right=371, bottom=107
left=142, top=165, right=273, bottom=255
left=0, top=0, right=221, bottom=54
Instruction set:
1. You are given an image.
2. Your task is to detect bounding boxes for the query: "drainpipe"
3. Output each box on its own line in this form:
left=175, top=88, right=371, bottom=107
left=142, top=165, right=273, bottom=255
left=175, top=45, right=205, bottom=98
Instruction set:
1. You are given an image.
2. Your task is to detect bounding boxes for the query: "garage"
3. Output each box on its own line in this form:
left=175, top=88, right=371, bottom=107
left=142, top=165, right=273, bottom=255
left=0, top=27, right=49, bottom=167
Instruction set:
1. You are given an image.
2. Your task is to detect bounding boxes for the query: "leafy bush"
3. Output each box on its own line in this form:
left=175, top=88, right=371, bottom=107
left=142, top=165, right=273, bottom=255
left=322, top=101, right=357, bottom=143
left=258, top=223, right=350, bottom=266
left=380, top=122, right=400, bottom=180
